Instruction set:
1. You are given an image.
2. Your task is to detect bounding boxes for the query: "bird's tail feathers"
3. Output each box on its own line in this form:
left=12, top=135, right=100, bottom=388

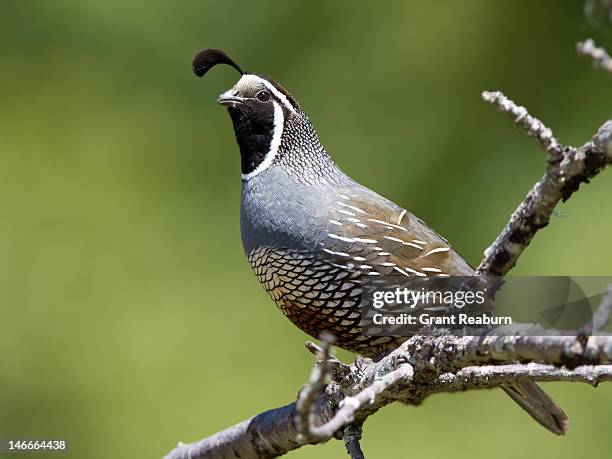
left=502, top=380, right=568, bottom=435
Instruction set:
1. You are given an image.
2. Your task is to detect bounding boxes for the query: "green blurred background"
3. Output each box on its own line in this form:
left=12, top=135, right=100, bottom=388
left=1, top=1, right=611, bottom=458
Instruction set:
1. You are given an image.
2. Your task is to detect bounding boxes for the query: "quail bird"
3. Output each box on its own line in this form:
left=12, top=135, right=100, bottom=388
left=192, top=48, right=568, bottom=435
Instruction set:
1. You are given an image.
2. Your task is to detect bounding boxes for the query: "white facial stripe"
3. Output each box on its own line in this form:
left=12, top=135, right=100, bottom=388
left=235, top=74, right=297, bottom=113
left=261, top=79, right=296, bottom=114
left=241, top=101, right=284, bottom=181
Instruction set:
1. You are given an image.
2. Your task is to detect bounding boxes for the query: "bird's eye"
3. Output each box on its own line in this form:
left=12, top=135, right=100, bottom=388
left=256, top=90, right=271, bottom=102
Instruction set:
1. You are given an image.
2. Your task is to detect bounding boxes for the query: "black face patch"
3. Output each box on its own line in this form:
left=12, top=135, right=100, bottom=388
left=227, top=100, right=276, bottom=175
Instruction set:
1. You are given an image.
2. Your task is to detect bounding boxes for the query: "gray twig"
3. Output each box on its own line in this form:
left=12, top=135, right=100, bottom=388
left=302, top=363, right=413, bottom=441
left=295, top=333, right=335, bottom=442
left=577, top=38, right=612, bottom=73
left=481, top=91, right=561, bottom=155
left=305, top=340, right=341, bottom=363
left=297, top=333, right=414, bottom=443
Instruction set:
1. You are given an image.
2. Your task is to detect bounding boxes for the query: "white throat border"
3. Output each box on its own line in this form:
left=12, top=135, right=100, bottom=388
left=241, top=101, right=284, bottom=181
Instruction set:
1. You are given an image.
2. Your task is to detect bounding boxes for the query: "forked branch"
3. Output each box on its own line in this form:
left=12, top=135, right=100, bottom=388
left=476, top=92, right=612, bottom=278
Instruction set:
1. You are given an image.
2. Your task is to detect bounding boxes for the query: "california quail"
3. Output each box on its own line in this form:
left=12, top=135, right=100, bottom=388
left=192, top=48, right=568, bottom=435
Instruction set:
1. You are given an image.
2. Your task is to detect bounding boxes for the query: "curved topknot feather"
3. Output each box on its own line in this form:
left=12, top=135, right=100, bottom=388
left=192, top=49, right=244, bottom=77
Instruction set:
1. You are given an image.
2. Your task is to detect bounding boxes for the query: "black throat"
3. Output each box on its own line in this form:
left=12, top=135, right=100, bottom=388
left=227, top=103, right=275, bottom=175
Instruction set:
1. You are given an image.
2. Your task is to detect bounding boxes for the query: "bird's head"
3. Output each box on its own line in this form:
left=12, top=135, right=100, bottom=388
left=193, top=49, right=330, bottom=181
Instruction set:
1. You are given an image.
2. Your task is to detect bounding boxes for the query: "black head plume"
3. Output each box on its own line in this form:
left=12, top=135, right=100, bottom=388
left=192, top=49, right=244, bottom=77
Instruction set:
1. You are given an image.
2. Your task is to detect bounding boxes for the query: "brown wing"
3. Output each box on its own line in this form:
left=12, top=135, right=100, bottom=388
left=320, top=191, right=474, bottom=279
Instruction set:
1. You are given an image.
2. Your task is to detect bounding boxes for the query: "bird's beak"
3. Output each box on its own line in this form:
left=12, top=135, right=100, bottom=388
left=217, top=89, right=245, bottom=107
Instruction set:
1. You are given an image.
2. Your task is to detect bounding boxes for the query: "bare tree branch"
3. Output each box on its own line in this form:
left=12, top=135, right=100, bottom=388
left=577, top=38, right=612, bottom=73
left=437, top=363, right=612, bottom=389
left=164, top=330, right=612, bottom=459
left=476, top=93, right=611, bottom=278
left=406, top=333, right=612, bottom=371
